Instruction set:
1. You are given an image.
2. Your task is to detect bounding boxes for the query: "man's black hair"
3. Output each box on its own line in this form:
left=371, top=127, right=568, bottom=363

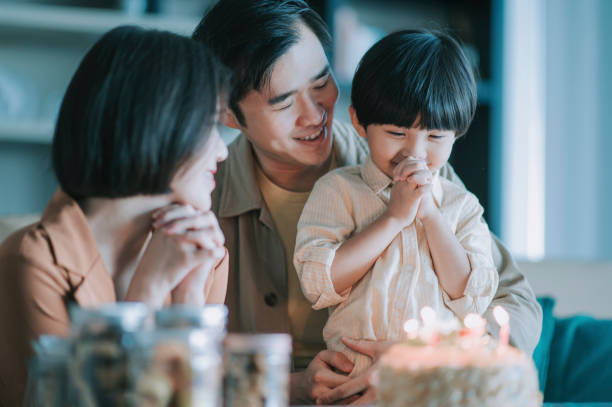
left=351, top=29, right=477, bottom=137
left=193, top=0, right=331, bottom=126
left=53, top=25, right=226, bottom=200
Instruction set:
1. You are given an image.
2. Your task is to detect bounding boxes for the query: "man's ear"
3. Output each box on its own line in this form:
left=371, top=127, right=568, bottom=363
left=349, top=106, right=367, bottom=139
left=222, top=108, right=241, bottom=130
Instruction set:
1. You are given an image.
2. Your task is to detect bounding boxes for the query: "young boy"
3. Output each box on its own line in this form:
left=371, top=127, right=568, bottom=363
left=294, top=30, right=499, bottom=375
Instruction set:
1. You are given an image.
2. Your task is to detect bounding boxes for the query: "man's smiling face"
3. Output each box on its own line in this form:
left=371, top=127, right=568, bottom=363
left=230, top=22, right=339, bottom=170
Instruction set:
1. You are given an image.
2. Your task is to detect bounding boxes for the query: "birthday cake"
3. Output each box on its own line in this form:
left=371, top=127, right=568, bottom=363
left=376, top=309, right=542, bottom=407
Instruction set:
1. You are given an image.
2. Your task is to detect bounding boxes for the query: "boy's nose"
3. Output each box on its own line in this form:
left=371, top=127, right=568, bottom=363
left=402, top=143, right=426, bottom=161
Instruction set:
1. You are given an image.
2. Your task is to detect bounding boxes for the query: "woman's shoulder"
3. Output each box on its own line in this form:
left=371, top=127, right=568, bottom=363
left=0, top=221, right=56, bottom=273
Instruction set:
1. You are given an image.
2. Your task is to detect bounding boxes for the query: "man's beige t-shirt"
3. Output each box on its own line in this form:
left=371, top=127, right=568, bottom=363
left=255, top=157, right=336, bottom=370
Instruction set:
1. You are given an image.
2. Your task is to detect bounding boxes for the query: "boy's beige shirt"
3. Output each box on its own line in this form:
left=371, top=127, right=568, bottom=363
left=294, top=155, right=499, bottom=374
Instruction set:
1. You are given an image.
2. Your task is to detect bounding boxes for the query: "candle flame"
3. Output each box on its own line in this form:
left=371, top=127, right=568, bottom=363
left=464, top=313, right=485, bottom=329
left=403, top=319, right=419, bottom=338
left=493, top=306, right=509, bottom=326
left=437, top=318, right=460, bottom=335
left=420, top=306, right=437, bottom=325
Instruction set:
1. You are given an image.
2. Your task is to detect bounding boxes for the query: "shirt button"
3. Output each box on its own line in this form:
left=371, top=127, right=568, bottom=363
left=264, top=292, right=278, bottom=307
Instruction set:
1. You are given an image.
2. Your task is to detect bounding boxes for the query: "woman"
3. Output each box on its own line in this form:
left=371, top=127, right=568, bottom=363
left=0, top=26, right=229, bottom=405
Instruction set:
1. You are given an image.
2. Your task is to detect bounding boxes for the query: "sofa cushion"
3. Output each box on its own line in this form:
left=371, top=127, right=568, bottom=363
left=534, top=296, right=556, bottom=392
left=545, top=314, right=612, bottom=402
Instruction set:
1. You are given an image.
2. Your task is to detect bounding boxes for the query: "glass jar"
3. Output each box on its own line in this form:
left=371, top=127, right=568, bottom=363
left=155, top=304, right=227, bottom=334
left=69, top=302, right=148, bottom=407
left=132, top=328, right=223, bottom=407
left=223, top=334, right=292, bottom=407
left=24, top=335, right=73, bottom=407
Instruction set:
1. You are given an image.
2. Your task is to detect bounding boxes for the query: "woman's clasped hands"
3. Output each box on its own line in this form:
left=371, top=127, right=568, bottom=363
left=126, top=203, right=226, bottom=308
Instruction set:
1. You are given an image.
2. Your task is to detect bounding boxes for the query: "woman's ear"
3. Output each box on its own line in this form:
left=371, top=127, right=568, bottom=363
left=349, top=106, right=367, bottom=139
left=222, top=108, right=241, bottom=130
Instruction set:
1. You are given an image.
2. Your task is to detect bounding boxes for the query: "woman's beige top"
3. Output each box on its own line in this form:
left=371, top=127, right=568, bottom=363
left=0, top=189, right=229, bottom=406
left=294, top=156, right=499, bottom=375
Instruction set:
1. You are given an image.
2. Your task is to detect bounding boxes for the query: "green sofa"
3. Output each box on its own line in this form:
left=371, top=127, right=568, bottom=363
left=534, top=297, right=612, bottom=402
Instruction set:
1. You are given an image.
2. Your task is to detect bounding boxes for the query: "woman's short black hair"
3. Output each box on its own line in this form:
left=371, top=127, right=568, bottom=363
left=192, top=0, right=331, bottom=126
left=53, top=26, right=226, bottom=200
left=351, top=29, right=477, bottom=137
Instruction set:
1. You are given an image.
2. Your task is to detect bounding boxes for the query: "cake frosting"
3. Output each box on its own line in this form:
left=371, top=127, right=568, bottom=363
left=376, top=317, right=542, bottom=407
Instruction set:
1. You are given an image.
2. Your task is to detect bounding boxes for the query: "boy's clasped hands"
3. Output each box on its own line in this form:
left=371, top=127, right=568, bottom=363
left=387, top=156, right=437, bottom=227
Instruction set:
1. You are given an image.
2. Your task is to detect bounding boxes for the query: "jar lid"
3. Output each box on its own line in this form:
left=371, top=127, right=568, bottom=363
left=70, top=302, right=148, bottom=334
left=31, top=335, right=72, bottom=357
left=134, top=328, right=219, bottom=354
left=225, top=333, right=292, bottom=354
left=155, top=304, right=228, bottom=330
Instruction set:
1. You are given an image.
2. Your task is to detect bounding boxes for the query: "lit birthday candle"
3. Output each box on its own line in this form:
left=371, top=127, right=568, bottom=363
left=493, top=306, right=510, bottom=346
left=420, top=306, right=437, bottom=325
left=403, top=319, right=420, bottom=340
left=419, top=307, right=439, bottom=345
left=463, top=313, right=486, bottom=337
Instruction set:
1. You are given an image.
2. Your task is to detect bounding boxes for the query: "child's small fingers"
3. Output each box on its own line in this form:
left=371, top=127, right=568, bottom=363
left=407, top=169, right=432, bottom=186
left=392, top=164, right=404, bottom=181
left=397, top=160, right=428, bottom=181
left=394, top=165, right=409, bottom=181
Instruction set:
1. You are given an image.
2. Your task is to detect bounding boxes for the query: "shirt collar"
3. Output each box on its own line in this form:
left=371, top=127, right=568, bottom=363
left=361, top=155, right=393, bottom=194
left=41, top=189, right=105, bottom=277
left=361, top=155, right=444, bottom=206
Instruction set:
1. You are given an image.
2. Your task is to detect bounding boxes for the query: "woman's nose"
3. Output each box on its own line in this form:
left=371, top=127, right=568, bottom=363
left=217, top=137, right=228, bottom=162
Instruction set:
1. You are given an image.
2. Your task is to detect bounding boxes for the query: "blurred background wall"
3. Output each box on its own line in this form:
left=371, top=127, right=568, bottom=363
left=0, top=0, right=611, bottom=262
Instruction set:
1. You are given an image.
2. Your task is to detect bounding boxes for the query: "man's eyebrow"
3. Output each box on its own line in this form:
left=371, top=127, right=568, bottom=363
left=267, top=65, right=330, bottom=105
left=268, top=89, right=296, bottom=105
left=311, top=65, right=330, bottom=82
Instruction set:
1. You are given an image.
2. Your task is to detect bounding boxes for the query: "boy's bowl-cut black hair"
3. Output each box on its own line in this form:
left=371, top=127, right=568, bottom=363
left=351, top=29, right=477, bottom=137
left=192, top=0, right=331, bottom=126
left=53, top=26, right=226, bottom=200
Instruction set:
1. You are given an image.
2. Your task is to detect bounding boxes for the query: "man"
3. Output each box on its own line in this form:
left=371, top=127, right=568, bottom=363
left=193, top=0, right=542, bottom=404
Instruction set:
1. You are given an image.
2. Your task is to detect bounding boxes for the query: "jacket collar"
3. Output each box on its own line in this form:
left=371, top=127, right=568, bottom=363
left=41, top=189, right=105, bottom=277
left=217, top=133, right=266, bottom=218
left=361, top=155, right=392, bottom=194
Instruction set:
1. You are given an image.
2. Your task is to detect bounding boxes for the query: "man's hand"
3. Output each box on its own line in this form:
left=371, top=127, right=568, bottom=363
left=316, top=337, right=393, bottom=405
left=290, top=350, right=354, bottom=404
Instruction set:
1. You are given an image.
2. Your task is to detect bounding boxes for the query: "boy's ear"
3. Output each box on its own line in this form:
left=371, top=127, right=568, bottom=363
left=222, top=108, right=241, bottom=130
left=349, top=106, right=367, bottom=139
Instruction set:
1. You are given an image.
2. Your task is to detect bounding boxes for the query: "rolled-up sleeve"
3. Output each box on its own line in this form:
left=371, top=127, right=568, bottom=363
left=442, top=192, right=499, bottom=318
left=294, top=174, right=355, bottom=309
